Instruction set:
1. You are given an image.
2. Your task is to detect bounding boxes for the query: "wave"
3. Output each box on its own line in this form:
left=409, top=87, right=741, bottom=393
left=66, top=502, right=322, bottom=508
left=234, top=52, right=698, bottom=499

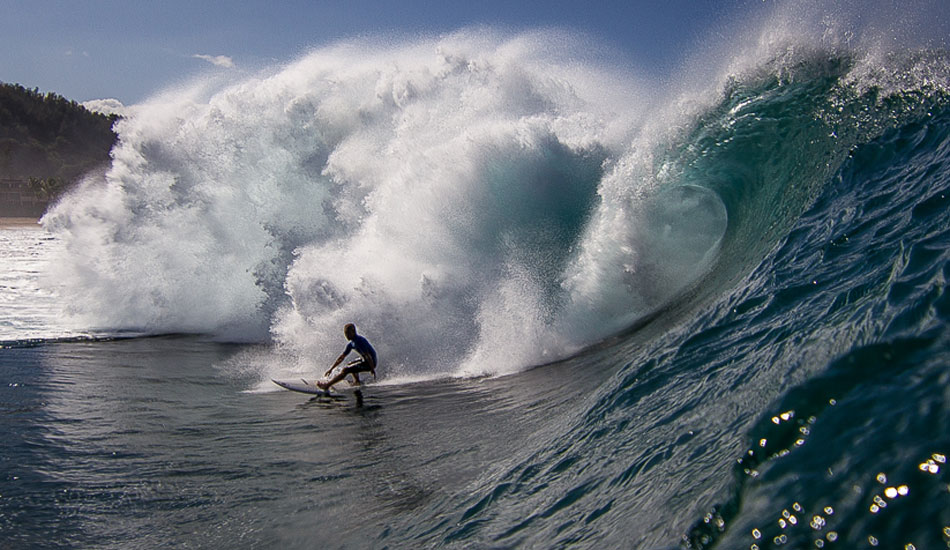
left=42, top=11, right=949, bottom=381
left=435, top=61, right=950, bottom=550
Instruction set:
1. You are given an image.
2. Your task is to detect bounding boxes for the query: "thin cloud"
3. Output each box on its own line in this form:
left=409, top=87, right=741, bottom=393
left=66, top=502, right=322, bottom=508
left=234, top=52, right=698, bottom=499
left=192, top=54, right=235, bottom=68
left=82, top=98, right=129, bottom=117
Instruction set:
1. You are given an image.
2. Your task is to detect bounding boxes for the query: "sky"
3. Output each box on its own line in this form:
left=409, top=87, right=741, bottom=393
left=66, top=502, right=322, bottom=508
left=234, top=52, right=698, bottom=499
left=0, top=0, right=779, bottom=105
left=3, top=1, right=948, bottom=106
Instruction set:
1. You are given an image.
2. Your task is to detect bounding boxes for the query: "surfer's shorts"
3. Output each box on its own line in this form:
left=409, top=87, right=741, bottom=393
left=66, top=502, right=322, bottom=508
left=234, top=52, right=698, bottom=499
left=341, top=360, right=374, bottom=376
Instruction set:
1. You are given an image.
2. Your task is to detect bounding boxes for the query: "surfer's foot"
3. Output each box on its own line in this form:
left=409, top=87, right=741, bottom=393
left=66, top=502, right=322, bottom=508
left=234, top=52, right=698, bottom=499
left=317, top=381, right=329, bottom=390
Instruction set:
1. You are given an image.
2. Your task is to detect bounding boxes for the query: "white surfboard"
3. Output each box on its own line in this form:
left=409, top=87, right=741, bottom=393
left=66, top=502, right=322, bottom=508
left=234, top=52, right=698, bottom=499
left=271, top=378, right=362, bottom=395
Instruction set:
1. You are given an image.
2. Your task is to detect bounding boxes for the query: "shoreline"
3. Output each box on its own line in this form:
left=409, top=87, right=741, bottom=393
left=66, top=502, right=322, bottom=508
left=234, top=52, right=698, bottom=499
left=0, top=217, right=42, bottom=228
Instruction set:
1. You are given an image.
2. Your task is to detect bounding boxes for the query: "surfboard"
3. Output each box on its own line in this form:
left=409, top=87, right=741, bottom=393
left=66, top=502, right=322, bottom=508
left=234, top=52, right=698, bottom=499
left=271, top=378, right=362, bottom=395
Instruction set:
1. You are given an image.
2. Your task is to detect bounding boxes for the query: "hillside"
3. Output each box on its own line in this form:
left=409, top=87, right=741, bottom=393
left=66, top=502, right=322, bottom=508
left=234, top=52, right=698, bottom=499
left=0, top=83, right=118, bottom=216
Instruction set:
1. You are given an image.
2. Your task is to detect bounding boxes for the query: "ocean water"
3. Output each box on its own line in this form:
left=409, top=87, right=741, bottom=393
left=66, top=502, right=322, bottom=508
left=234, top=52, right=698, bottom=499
left=3, top=10, right=950, bottom=550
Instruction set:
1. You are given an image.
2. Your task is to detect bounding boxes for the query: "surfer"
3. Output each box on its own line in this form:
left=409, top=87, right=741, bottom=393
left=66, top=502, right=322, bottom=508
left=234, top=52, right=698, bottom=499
left=318, top=323, right=377, bottom=390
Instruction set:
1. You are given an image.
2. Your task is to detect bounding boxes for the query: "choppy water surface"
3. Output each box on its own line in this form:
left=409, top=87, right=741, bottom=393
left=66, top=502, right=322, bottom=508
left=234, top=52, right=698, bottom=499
left=0, top=223, right=75, bottom=343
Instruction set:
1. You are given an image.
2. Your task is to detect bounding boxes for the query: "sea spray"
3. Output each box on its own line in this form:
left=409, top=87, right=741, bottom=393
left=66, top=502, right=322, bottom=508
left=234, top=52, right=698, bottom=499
left=44, top=30, right=727, bottom=379
left=43, top=13, right=948, bottom=383
left=50, top=8, right=945, bottom=379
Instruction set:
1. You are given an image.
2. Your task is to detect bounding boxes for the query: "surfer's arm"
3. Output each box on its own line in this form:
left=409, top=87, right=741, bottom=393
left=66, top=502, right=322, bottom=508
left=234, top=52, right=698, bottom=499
left=325, top=352, right=348, bottom=377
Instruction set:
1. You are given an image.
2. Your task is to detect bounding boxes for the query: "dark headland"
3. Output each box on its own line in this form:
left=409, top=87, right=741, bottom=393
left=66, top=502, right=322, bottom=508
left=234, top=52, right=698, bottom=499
left=0, top=83, right=118, bottom=219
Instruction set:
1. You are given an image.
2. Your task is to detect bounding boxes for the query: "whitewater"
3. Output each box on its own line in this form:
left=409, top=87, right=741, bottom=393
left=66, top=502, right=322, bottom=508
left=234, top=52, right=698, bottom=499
left=3, top=4, right=950, bottom=549
left=41, top=26, right=736, bottom=381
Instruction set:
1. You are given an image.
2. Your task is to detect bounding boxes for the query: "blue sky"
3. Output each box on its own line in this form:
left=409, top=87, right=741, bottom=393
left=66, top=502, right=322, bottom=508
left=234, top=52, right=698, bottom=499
left=3, top=1, right=947, bottom=105
left=0, top=0, right=778, bottom=104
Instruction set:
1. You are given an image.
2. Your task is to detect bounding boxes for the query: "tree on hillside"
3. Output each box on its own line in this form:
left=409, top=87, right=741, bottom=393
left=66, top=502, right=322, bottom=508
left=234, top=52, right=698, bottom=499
left=0, top=82, right=118, bottom=202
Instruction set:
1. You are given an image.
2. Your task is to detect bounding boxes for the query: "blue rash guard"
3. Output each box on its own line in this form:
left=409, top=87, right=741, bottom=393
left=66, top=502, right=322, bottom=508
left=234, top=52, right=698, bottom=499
left=343, top=334, right=377, bottom=369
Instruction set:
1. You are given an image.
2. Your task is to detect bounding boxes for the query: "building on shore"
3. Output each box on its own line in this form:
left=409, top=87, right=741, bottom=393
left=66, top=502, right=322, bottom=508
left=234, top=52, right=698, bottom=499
left=0, top=179, right=47, bottom=218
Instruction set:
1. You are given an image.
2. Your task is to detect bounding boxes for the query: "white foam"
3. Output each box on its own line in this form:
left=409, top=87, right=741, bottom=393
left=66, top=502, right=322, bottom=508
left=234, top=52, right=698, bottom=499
left=44, top=29, right=741, bottom=379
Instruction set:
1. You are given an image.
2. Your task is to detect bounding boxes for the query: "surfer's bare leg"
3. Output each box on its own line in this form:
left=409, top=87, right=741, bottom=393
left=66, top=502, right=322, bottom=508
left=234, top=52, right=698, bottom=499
left=318, top=364, right=364, bottom=390
left=318, top=372, right=347, bottom=390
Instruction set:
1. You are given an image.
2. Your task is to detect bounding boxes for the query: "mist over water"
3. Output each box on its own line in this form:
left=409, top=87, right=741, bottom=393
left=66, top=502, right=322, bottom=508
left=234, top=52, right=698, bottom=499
left=41, top=2, right=950, bottom=384
left=43, top=30, right=730, bottom=379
